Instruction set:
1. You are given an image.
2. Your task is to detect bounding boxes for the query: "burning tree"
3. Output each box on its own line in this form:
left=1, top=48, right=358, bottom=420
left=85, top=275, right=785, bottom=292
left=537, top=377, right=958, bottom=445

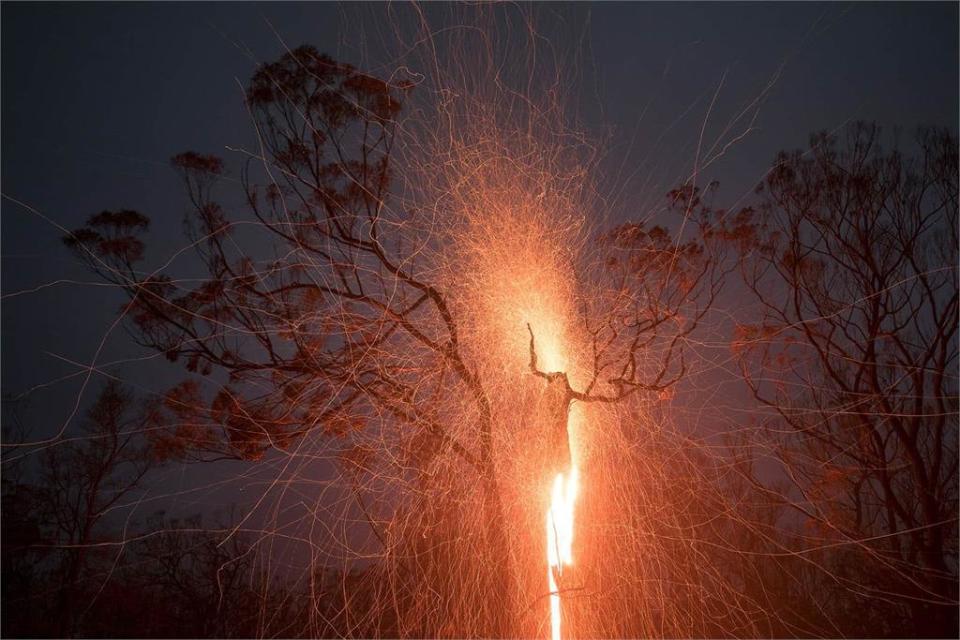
left=64, top=44, right=748, bottom=637
left=734, top=123, right=959, bottom=637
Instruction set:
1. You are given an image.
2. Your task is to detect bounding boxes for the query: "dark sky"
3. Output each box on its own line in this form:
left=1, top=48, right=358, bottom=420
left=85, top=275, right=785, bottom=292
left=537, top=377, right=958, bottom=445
left=2, top=2, right=957, bottom=517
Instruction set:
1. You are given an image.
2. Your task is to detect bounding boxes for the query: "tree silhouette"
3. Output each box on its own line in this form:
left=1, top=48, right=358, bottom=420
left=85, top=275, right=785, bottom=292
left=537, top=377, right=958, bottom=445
left=43, top=382, right=157, bottom=636
left=734, top=123, right=959, bottom=637
left=0, top=383, right=161, bottom=637
left=62, top=45, right=744, bottom=636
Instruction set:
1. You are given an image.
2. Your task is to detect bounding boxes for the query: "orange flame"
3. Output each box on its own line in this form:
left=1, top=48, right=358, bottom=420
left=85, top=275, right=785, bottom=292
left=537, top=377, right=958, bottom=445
left=524, top=318, right=581, bottom=640
left=547, top=465, right=578, bottom=640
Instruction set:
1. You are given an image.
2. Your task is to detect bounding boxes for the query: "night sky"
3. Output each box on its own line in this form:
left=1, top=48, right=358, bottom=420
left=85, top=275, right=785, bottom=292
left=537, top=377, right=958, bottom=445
left=2, top=1, right=958, bottom=510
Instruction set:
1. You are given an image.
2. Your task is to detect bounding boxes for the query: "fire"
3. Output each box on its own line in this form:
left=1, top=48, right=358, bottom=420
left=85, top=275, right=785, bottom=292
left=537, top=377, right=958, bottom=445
left=547, top=465, right=578, bottom=640
left=429, top=90, right=588, bottom=637
left=545, top=388, right=582, bottom=640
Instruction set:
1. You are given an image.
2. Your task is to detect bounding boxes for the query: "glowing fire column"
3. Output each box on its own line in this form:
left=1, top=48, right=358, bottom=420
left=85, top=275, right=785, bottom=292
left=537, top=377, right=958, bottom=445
left=524, top=323, right=580, bottom=640
left=547, top=465, right=578, bottom=640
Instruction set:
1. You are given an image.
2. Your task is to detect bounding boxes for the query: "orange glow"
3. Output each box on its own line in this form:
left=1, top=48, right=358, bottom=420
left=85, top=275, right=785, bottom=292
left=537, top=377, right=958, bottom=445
left=420, top=78, right=590, bottom=635
left=546, top=391, right=582, bottom=640
left=547, top=465, right=578, bottom=640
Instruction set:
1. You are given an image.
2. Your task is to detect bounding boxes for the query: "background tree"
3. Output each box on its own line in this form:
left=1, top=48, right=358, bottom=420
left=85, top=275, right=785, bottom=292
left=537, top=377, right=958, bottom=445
left=1, top=383, right=159, bottom=637
left=734, top=123, right=959, bottom=637
left=1, top=400, right=53, bottom=637
left=38, top=381, right=158, bottom=636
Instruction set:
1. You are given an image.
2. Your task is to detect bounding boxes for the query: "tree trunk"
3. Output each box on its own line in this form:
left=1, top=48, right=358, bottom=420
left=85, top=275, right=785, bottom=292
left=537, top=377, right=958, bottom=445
left=482, top=475, right=517, bottom=638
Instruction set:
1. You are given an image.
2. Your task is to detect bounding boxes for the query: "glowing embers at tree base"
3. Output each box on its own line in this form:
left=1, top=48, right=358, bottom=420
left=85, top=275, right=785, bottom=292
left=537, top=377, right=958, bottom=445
left=546, top=465, right=578, bottom=640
